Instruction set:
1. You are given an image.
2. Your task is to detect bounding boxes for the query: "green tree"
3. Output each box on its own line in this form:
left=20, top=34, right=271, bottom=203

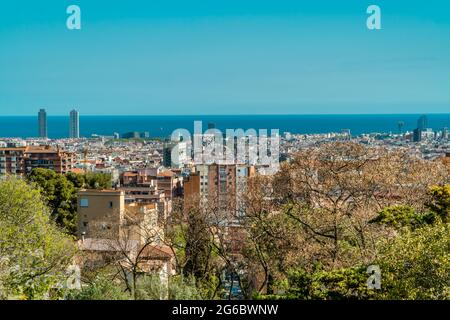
left=28, top=168, right=77, bottom=234
left=65, top=171, right=85, bottom=189
left=256, top=266, right=374, bottom=300
left=66, top=275, right=130, bottom=300
left=426, top=186, right=450, bottom=223
left=135, top=275, right=202, bottom=300
left=83, top=172, right=112, bottom=190
left=0, top=177, right=77, bottom=300
left=376, top=222, right=449, bottom=299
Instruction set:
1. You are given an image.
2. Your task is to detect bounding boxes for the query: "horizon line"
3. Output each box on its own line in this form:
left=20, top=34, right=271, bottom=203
left=1, top=113, right=449, bottom=117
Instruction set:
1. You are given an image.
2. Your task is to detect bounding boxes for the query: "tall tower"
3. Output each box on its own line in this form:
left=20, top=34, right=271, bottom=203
left=417, top=115, right=428, bottom=131
left=69, top=109, right=80, bottom=138
left=38, top=108, right=47, bottom=138
left=397, top=121, right=405, bottom=134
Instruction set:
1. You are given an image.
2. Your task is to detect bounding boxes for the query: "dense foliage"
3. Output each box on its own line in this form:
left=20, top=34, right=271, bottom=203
left=0, top=177, right=77, bottom=299
left=28, top=168, right=112, bottom=234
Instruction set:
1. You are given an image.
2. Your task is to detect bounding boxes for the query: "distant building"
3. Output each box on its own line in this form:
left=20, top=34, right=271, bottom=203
left=69, top=109, right=80, bottom=138
left=76, top=189, right=174, bottom=289
left=163, top=142, right=187, bottom=168
left=122, top=132, right=141, bottom=139
left=122, top=132, right=149, bottom=139
left=413, top=115, right=429, bottom=142
left=162, top=144, right=173, bottom=168
left=340, top=129, right=351, bottom=140
left=0, top=146, right=74, bottom=177
left=185, top=164, right=255, bottom=210
left=417, top=115, right=428, bottom=131
left=442, top=127, right=449, bottom=140
left=413, top=128, right=422, bottom=142
left=38, top=109, right=47, bottom=138
left=77, top=189, right=125, bottom=239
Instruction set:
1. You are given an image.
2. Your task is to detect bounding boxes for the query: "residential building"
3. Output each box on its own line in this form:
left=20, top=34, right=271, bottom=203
left=38, top=109, right=47, bottom=138
left=77, top=189, right=125, bottom=239
left=24, top=146, right=74, bottom=174
left=0, top=147, right=27, bottom=177
left=69, top=109, right=80, bottom=138
left=0, top=146, right=74, bottom=177
left=76, top=190, right=174, bottom=291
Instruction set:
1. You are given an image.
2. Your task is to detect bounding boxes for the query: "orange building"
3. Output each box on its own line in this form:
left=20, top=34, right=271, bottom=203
left=0, top=146, right=74, bottom=177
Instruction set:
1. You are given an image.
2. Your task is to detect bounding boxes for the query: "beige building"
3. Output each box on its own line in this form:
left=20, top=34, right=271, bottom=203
left=76, top=189, right=174, bottom=291
left=77, top=189, right=125, bottom=240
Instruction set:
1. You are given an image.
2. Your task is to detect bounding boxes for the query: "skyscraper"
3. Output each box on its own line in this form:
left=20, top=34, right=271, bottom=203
left=414, top=115, right=429, bottom=143
left=69, top=109, right=79, bottom=138
left=38, top=108, right=47, bottom=138
left=417, top=115, right=428, bottom=131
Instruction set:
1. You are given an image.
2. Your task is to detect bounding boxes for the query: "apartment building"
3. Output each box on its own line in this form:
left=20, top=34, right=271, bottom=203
left=76, top=189, right=174, bottom=286
left=121, top=168, right=182, bottom=198
left=24, top=146, right=74, bottom=174
left=0, top=146, right=74, bottom=177
left=183, top=164, right=255, bottom=255
left=0, top=147, right=27, bottom=176
left=77, top=189, right=125, bottom=239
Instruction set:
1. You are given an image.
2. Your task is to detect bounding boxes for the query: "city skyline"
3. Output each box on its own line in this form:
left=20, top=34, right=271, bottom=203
left=1, top=1, right=450, bottom=115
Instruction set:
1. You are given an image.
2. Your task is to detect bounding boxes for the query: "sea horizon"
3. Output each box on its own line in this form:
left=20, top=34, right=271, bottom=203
left=0, top=113, right=450, bottom=139
left=1, top=114, right=449, bottom=139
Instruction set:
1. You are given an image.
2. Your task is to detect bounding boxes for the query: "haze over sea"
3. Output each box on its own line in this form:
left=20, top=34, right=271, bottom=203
left=0, top=114, right=450, bottom=139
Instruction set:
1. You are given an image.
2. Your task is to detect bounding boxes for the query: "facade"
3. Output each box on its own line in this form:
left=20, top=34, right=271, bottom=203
left=121, top=131, right=149, bottom=139
left=76, top=189, right=174, bottom=288
left=121, top=168, right=182, bottom=198
left=413, top=128, right=422, bottom=142
left=38, top=109, right=47, bottom=138
left=0, top=147, right=27, bottom=177
left=24, top=146, right=74, bottom=174
left=185, top=164, right=254, bottom=212
left=183, top=172, right=200, bottom=209
left=0, top=146, right=74, bottom=177
left=162, top=145, right=172, bottom=168
left=162, top=142, right=187, bottom=168
left=77, top=189, right=125, bottom=239
left=69, top=109, right=80, bottom=138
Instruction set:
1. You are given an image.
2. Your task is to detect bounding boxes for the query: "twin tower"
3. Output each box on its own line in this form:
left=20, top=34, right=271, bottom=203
left=38, top=109, right=79, bottom=139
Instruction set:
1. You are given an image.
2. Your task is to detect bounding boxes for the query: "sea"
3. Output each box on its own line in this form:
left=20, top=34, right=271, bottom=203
left=0, top=114, right=450, bottom=139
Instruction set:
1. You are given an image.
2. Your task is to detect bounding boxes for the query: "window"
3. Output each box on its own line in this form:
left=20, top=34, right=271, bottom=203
left=80, top=198, right=89, bottom=207
left=83, top=221, right=88, bottom=227
left=109, top=201, right=113, bottom=208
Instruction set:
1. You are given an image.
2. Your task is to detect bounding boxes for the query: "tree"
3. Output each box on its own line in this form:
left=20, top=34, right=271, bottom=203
left=66, top=171, right=112, bottom=190
left=165, top=197, right=223, bottom=299
left=66, top=274, right=130, bottom=300
left=135, top=275, right=202, bottom=300
left=28, top=169, right=113, bottom=235
left=28, top=168, right=78, bottom=234
left=83, top=172, right=112, bottom=190
left=426, top=186, right=450, bottom=223
left=256, top=266, right=374, bottom=300
left=376, top=222, right=450, bottom=299
left=241, top=143, right=449, bottom=297
left=0, top=177, right=77, bottom=300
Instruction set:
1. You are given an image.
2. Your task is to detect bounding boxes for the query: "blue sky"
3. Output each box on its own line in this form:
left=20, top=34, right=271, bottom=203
left=1, top=0, right=450, bottom=115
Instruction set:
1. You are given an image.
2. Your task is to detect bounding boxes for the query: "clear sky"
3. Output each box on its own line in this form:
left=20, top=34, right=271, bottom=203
left=1, top=0, right=450, bottom=115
